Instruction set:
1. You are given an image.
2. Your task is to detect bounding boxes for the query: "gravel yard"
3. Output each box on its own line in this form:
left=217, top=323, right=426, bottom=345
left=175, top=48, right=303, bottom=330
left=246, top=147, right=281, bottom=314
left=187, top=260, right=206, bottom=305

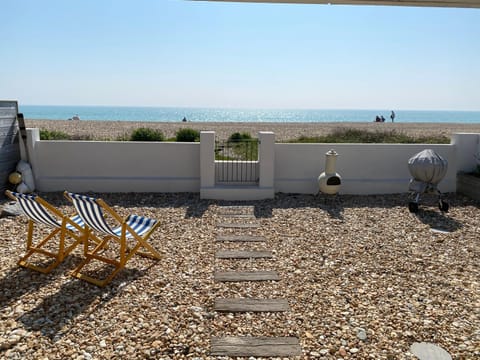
left=0, top=192, right=478, bottom=359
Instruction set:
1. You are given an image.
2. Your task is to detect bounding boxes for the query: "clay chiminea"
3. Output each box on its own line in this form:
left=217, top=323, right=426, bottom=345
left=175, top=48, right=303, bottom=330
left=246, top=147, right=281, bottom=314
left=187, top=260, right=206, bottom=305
left=318, top=149, right=341, bottom=195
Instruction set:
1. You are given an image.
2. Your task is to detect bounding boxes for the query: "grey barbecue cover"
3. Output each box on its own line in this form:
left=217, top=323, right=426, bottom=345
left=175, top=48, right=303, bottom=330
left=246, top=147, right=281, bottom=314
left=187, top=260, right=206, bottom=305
left=408, top=149, right=448, bottom=185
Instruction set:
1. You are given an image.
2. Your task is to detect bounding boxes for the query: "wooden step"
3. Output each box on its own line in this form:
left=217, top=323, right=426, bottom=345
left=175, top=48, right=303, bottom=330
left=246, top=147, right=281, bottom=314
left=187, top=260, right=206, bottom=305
left=217, top=222, right=260, bottom=228
left=216, top=235, right=265, bottom=242
left=217, top=212, right=253, bottom=216
left=220, top=214, right=257, bottom=219
left=214, top=271, right=280, bottom=282
left=215, top=298, right=289, bottom=312
left=217, top=207, right=255, bottom=216
left=211, top=336, right=301, bottom=357
left=216, top=250, right=272, bottom=259
left=218, top=206, right=255, bottom=210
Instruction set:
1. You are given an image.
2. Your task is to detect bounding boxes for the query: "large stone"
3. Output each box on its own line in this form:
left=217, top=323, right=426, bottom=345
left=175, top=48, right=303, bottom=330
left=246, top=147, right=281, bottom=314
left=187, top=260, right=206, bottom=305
left=410, top=342, right=452, bottom=360
left=0, top=202, right=23, bottom=218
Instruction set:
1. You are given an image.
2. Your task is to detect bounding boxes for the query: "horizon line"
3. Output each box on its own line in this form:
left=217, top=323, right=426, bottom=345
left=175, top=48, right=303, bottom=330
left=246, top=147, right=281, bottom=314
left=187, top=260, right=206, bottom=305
left=18, top=104, right=480, bottom=112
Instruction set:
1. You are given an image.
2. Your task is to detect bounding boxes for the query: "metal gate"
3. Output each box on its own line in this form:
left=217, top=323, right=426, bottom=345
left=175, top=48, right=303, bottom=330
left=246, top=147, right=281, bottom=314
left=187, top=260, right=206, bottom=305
left=215, top=138, right=259, bottom=184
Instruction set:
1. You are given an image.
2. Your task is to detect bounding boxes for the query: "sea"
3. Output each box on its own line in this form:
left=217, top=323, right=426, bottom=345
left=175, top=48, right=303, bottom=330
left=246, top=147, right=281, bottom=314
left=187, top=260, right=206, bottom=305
left=19, top=105, right=480, bottom=124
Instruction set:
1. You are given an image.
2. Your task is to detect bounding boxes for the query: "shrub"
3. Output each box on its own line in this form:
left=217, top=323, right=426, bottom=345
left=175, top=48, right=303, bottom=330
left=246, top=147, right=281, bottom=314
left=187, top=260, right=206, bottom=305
left=228, top=132, right=252, bottom=143
left=40, top=129, right=71, bottom=140
left=129, top=128, right=164, bottom=142
left=219, top=132, right=258, bottom=160
left=70, top=134, right=93, bottom=141
left=176, top=128, right=200, bottom=142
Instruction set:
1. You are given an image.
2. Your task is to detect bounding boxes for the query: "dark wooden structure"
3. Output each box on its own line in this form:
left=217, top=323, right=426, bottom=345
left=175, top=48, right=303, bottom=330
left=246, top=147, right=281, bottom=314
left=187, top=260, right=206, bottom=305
left=0, top=101, right=21, bottom=197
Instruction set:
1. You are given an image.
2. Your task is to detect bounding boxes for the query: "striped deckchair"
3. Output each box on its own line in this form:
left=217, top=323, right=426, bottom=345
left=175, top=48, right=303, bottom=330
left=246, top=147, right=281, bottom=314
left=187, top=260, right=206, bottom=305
left=5, top=190, right=86, bottom=273
left=64, top=192, right=162, bottom=287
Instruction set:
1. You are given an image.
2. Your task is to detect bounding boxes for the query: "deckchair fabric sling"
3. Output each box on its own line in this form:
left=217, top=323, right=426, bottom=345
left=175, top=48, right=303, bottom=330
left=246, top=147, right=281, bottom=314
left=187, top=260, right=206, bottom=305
left=5, top=190, right=85, bottom=273
left=64, top=192, right=162, bottom=287
left=14, top=193, right=85, bottom=231
left=67, top=193, right=117, bottom=236
left=67, top=193, right=156, bottom=238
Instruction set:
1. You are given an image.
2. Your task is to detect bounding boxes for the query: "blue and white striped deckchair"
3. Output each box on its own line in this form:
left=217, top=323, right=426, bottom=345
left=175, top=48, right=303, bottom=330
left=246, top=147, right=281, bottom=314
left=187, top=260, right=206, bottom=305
left=64, top=192, right=162, bottom=287
left=5, top=190, right=86, bottom=273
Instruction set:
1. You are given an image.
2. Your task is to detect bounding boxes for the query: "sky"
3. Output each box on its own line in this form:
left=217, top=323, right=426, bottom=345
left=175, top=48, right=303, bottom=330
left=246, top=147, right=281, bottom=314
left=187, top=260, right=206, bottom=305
left=1, top=0, right=479, bottom=110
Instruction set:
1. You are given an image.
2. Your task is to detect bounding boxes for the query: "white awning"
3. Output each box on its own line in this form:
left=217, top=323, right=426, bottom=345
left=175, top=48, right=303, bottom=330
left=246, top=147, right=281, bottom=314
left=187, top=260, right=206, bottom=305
left=194, top=0, right=480, bottom=9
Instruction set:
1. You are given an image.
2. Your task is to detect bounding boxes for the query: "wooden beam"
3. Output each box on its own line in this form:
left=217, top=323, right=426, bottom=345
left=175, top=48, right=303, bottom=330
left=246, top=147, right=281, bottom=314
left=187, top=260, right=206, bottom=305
left=216, top=234, right=266, bottom=242
left=217, top=222, right=260, bottom=228
left=211, top=336, right=302, bottom=357
left=215, top=298, right=290, bottom=312
left=216, top=250, right=273, bottom=259
left=220, top=214, right=257, bottom=219
left=214, top=270, right=280, bottom=281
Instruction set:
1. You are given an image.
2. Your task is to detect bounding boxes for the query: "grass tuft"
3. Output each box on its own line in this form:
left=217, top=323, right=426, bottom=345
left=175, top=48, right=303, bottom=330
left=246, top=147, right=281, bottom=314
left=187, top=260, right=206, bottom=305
left=285, top=128, right=450, bottom=144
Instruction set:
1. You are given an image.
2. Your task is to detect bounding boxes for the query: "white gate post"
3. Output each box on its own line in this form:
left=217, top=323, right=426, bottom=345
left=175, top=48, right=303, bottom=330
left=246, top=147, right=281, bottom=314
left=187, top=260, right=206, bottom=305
left=451, top=132, right=479, bottom=173
left=258, top=131, right=275, bottom=194
left=200, top=131, right=215, bottom=197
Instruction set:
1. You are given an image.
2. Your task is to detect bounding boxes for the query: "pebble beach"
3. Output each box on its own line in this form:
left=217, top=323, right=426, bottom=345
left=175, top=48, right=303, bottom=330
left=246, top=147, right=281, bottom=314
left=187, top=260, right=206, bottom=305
left=0, top=119, right=479, bottom=359
left=24, top=119, right=480, bottom=141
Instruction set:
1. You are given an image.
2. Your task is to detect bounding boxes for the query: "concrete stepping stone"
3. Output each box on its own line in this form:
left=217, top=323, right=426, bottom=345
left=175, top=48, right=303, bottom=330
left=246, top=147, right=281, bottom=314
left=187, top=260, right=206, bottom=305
left=214, top=270, right=280, bottom=282
left=216, top=250, right=272, bottom=259
left=216, top=235, right=265, bottom=242
left=211, top=336, right=301, bottom=357
left=215, top=298, right=289, bottom=312
left=217, top=222, right=260, bottom=228
left=410, top=342, right=452, bottom=360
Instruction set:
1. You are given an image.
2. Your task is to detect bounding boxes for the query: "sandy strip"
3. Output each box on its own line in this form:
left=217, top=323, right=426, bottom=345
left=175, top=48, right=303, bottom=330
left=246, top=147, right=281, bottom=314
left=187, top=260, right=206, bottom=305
left=25, top=119, right=480, bottom=141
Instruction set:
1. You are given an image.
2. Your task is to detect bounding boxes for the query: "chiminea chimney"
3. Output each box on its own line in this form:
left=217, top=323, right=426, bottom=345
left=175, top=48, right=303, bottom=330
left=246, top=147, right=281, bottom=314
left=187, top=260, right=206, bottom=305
left=318, top=149, right=341, bottom=195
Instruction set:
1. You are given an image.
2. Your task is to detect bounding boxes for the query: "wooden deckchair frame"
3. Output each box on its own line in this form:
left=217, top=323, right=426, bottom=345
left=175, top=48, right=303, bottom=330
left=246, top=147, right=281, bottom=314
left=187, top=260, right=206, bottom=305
left=5, top=190, right=85, bottom=274
left=64, top=192, right=162, bottom=287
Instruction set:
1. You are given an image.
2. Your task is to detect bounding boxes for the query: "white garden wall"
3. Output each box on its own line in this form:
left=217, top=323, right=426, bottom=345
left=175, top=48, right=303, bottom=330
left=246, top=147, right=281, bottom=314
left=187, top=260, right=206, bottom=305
left=26, top=129, right=200, bottom=193
left=24, top=128, right=478, bottom=198
left=275, top=143, right=456, bottom=195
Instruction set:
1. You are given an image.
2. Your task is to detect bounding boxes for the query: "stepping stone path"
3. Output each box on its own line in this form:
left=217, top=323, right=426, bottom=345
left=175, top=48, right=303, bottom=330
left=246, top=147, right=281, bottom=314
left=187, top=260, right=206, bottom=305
left=210, top=205, right=302, bottom=357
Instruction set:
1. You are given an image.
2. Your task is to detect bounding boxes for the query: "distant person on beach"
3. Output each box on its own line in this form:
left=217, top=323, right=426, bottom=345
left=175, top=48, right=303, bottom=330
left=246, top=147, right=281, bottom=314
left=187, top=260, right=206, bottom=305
left=381, top=115, right=385, bottom=122
left=390, top=111, right=395, bottom=122
left=375, top=115, right=381, bottom=122
left=182, top=117, right=187, bottom=122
